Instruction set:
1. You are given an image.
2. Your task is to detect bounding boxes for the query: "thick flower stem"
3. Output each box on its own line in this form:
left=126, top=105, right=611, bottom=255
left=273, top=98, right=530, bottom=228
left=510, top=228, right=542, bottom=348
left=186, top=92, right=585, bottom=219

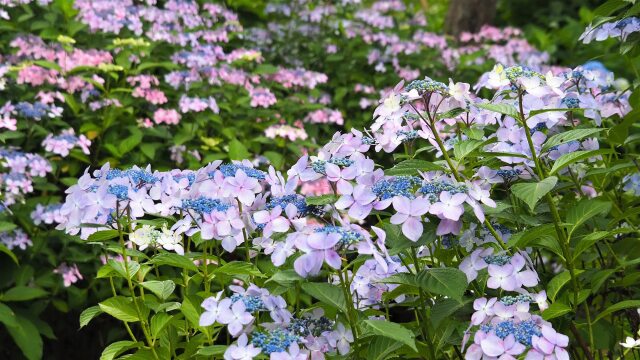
left=338, top=268, right=361, bottom=359
left=116, top=206, right=159, bottom=360
left=517, top=91, right=593, bottom=356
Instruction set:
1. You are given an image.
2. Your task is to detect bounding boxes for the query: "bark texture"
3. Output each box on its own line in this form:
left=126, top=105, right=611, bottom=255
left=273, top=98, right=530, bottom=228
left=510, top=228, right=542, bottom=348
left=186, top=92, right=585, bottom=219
left=444, top=0, right=498, bottom=37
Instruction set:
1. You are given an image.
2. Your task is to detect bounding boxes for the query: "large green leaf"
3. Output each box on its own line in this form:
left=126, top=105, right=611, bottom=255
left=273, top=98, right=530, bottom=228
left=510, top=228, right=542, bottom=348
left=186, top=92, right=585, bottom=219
left=99, top=296, right=144, bottom=323
left=141, top=280, right=176, bottom=300
left=475, top=102, right=520, bottom=119
left=150, top=253, right=198, bottom=272
left=510, top=177, right=557, bottom=211
left=367, top=336, right=404, bottom=360
left=416, top=268, right=468, bottom=301
left=108, top=259, right=140, bottom=280
left=5, top=314, right=43, bottom=360
left=566, top=199, right=611, bottom=236
left=1, top=286, right=48, bottom=302
left=542, top=128, right=603, bottom=152
left=362, top=320, right=417, bottom=351
left=214, top=261, right=265, bottom=278
left=548, top=150, right=612, bottom=175
left=228, top=139, right=250, bottom=160
left=300, top=282, right=347, bottom=313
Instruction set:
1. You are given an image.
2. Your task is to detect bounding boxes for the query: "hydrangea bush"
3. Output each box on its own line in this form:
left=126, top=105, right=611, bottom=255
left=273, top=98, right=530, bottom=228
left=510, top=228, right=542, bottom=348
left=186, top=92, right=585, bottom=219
left=0, top=0, right=639, bottom=359
left=54, top=52, right=640, bottom=360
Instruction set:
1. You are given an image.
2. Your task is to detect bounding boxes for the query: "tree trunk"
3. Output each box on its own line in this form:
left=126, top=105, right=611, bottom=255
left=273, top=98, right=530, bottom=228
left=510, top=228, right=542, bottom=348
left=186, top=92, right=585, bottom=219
left=444, top=0, right=498, bottom=37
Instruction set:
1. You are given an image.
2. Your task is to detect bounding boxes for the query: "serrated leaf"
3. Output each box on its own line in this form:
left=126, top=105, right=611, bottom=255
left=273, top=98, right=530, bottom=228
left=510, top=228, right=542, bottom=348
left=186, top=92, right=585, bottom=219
left=542, top=128, right=603, bottom=152
left=108, top=259, right=140, bottom=280
left=300, top=282, right=346, bottom=313
left=417, top=268, right=468, bottom=301
left=475, top=102, right=520, bottom=119
left=453, top=139, right=484, bottom=160
left=79, top=305, right=103, bottom=329
left=141, top=280, right=175, bottom=300
left=362, top=320, right=417, bottom=351
left=385, top=159, right=445, bottom=176
left=150, top=312, right=172, bottom=338
left=214, top=261, right=265, bottom=277
left=99, top=296, right=143, bottom=323
left=549, top=149, right=612, bottom=175
left=150, top=253, right=198, bottom=272
left=566, top=199, right=611, bottom=236
left=511, top=177, right=557, bottom=211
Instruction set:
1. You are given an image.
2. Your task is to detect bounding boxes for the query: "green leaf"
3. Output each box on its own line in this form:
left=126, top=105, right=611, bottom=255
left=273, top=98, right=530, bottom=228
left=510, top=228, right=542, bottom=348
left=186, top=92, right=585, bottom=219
left=228, top=139, right=250, bottom=160
left=367, top=336, right=403, bottom=360
left=141, top=280, right=175, bottom=300
left=542, top=128, right=603, bottom=152
left=431, top=298, right=469, bottom=328
left=267, top=270, right=303, bottom=286
left=549, top=150, right=612, bottom=175
left=511, top=177, right=557, bottom=211
left=0, top=303, right=18, bottom=328
left=99, top=296, right=143, bottom=323
left=300, top=282, right=347, bottom=312
left=453, top=139, right=484, bottom=161
left=542, top=301, right=572, bottom=320
left=107, top=259, right=140, bottom=280
left=509, top=224, right=557, bottom=249
left=566, top=199, right=611, bottom=235
left=214, top=261, right=265, bottom=278
left=475, top=102, right=520, bottom=119
left=417, top=268, right=468, bottom=301
left=196, top=345, right=227, bottom=356
left=100, top=340, right=140, bottom=360
left=79, top=305, right=103, bottom=329
left=118, top=131, right=143, bottom=155
left=573, top=231, right=610, bottom=260
left=150, top=253, right=198, bottom=272
left=150, top=312, right=172, bottom=338
left=362, top=320, right=417, bottom=351
left=87, top=229, right=120, bottom=242
left=305, top=194, right=338, bottom=206
left=385, top=159, right=445, bottom=176
left=5, top=314, right=43, bottom=360
left=2, top=286, right=48, bottom=302
left=595, top=300, right=640, bottom=322
left=0, top=243, right=18, bottom=264
left=0, top=221, right=17, bottom=232
left=547, top=271, right=572, bottom=302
